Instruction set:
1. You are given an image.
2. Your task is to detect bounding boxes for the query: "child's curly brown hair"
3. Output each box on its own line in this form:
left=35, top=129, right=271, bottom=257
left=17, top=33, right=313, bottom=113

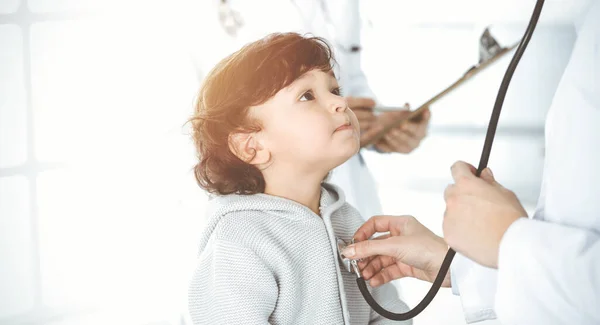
left=189, top=33, right=336, bottom=195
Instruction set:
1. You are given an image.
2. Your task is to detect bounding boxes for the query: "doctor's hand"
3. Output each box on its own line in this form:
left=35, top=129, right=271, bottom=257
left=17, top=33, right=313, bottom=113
left=443, top=161, right=528, bottom=269
left=341, top=215, right=451, bottom=288
left=374, top=105, right=431, bottom=154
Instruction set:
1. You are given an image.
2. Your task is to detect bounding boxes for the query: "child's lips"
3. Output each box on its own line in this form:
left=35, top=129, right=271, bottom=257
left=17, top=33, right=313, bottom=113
left=335, top=123, right=353, bottom=132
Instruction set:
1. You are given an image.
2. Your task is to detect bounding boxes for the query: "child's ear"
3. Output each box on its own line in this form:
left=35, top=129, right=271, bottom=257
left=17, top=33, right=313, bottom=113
left=228, top=132, right=271, bottom=166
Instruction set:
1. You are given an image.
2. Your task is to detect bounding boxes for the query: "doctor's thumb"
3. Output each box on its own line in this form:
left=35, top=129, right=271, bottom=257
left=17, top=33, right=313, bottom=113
left=481, top=167, right=498, bottom=185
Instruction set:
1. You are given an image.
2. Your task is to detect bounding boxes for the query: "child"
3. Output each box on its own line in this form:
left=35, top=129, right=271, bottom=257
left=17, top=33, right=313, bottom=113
left=187, top=32, right=411, bottom=324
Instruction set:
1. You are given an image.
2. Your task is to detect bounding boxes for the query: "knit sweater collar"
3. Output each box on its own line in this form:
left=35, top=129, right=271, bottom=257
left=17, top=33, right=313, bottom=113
left=197, top=182, right=346, bottom=254
left=206, top=182, right=345, bottom=221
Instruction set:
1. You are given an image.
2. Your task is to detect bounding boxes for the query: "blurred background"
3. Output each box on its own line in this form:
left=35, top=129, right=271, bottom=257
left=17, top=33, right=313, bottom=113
left=0, top=0, right=590, bottom=324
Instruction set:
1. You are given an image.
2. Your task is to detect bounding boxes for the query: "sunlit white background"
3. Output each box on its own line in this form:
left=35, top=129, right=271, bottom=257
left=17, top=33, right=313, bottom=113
left=0, top=0, right=589, bottom=324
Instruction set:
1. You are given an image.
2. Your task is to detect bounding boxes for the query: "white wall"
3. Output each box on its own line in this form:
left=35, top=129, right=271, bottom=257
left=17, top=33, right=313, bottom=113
left=0, top=2, right=208, bottom=324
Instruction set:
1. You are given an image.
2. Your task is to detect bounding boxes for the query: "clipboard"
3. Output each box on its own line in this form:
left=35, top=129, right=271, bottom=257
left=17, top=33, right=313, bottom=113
left=363, top=36, right=519, bottom=147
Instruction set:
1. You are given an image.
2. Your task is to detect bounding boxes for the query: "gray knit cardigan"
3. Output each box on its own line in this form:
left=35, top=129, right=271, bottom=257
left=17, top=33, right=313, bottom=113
left=188, top=183, right=411, bottom=324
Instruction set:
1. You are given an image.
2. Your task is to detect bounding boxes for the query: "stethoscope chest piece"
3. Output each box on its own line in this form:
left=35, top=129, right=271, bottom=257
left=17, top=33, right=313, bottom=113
left=336, top=237, right=361, bottom=277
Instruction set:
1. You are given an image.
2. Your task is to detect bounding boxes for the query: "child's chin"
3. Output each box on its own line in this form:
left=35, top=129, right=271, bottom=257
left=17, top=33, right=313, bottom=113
left=331, top=146, right=360, bottom=167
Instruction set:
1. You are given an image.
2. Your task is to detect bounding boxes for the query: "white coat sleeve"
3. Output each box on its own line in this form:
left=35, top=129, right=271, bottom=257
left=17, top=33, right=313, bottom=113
left=450, top=217, right=600, bottom=324
left=187, top=239, right=277, bottom=324
left=495, top=218, right=600, bottom=324
left=450, top=252, right=499, bottom=323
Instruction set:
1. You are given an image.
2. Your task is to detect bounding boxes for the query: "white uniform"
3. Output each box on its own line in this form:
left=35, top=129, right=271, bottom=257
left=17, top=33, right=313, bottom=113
left=291, top=0, right=384, bottom=220
left=450, top=1, right=600, bottom=324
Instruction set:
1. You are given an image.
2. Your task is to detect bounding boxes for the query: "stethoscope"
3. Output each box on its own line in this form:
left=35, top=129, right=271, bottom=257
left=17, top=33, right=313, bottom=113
left=336, top=0, right=546, bottom=321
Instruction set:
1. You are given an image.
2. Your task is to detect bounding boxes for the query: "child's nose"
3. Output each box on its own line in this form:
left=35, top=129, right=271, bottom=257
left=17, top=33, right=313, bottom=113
left=330, top=95, right=348, bottom=113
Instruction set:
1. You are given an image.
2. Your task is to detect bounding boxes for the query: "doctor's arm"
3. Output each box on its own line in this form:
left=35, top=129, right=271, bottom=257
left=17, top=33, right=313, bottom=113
left=493, top=218, right=600, bottom=324
left=187, top=239, right=276, bottom=324
left=445, top=161, right=600, bottom=324
left=449, top=220, right=600, bottom=325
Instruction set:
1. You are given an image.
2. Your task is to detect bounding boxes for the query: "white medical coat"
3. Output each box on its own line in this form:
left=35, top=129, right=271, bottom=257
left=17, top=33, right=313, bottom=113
left=451, top=1, right=600, bottom=324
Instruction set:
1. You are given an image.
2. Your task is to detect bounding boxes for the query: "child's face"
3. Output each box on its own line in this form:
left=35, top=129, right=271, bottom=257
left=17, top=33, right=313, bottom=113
left=252, top=69, right=360, bottom=174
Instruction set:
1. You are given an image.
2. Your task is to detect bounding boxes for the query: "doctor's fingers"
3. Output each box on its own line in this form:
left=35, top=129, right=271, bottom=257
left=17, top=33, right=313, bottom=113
left=353, top=215, right=416, bottom=242
left=360, top=255, right=397, bottom=279
left=450, top=161, right=497, bottom=186
left=376, top=136, right=413, bottom=154
left=370, top=261, right=445, bottom=287
left=383, top=129, right=420, bottom=153
left=373, top=141, right=394, bottom=153
left=448, top=161, right=497, bottom=196
left=445, top=170, right=503, bottom=202
left=355, top=234, right=392, bottom=267
left=342, top=234, right=413, bottom=261
left=401, top=123, right=427, bottom=141
left=417, top=107, right=431, bottom=123
left=368, top=264, right=413, bottom=287
left=443, top=184, right=456, bottom=203
left=450, top=161, right=478, bottom=183
left=444, top=182, right=479, bottom=203
left=399, top=114, right=429, bottom=139
left=479, top=168, right=507, bottom=189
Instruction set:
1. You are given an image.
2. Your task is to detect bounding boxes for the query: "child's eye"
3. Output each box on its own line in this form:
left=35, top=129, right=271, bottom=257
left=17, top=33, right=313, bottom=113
left=331, top=87, right=342, bottom=96
left=300, top=91, right=315, bottom=101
